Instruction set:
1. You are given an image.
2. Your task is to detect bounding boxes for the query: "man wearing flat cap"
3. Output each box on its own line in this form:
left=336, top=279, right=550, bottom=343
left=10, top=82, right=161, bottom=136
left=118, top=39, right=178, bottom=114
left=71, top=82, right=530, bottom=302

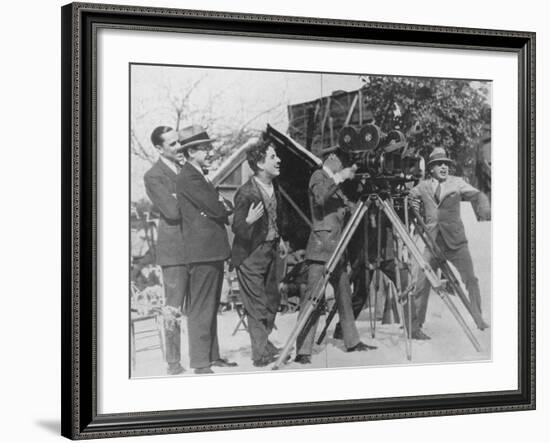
left=406, top=147, right=491, bottom=340
left=176, top=125, right=237, bottom=374
left=143, top=125, right=187, bottom=376
left=294, top=151, right=377, bottom=365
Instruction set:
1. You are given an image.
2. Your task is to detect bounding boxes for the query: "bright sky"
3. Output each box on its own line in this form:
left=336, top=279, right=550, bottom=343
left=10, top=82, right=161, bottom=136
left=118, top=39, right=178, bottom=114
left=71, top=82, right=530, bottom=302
left=130, top=65, right=490, bottom=201
left=131, top=65, right=364, bottom=131
left=131, top=65, right=364, bottom=200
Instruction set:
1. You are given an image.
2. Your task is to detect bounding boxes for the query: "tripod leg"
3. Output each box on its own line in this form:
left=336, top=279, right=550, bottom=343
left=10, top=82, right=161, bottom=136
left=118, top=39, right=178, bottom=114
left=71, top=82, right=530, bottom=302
left=392, top=236, right=412, bottom=360
left=402, top=214, right=416, bottom=343
left=437, top=289, right=481, bottom=351
left=372, top=210, right=384, bottom=338
left=378, top=196, right=481, bottom=352
left=362, top=218, right=375, bottom=339
left=410, top=207, right=486, bottom=329
left=368, top=271, right=377, bottom=338
left=272, top=198, right=371, bottom=369
left=407, top=288, right=412, bottom=344
left=316, top=303, right=338, bottom=345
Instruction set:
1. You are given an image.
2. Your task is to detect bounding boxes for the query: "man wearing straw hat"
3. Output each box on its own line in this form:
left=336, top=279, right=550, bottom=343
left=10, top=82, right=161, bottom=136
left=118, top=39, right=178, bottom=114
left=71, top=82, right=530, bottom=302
left=176, top=125, right=238, bottom=374
left=407, top=147, right=491, bottom=340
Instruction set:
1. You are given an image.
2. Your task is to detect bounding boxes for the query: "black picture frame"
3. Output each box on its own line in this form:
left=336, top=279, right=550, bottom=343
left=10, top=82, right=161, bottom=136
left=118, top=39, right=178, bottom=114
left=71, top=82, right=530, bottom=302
left=61, top=2, right=535, bottom=439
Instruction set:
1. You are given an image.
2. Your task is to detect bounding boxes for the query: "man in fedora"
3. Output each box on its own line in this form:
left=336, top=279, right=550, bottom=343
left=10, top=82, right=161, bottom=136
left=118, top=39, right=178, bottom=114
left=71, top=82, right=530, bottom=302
left=406, top=147, right=491, bottom=340
left=176, top=125, right=237, bottom=374
left=143, top=125, right=187, bottom=375
left=231, top=137, right=289, bottom=367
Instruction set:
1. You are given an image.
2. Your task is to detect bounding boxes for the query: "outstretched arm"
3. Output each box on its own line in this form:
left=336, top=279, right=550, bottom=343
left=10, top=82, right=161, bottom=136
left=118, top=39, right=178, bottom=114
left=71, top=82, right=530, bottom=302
left=458, top=178, right=491, bottom=221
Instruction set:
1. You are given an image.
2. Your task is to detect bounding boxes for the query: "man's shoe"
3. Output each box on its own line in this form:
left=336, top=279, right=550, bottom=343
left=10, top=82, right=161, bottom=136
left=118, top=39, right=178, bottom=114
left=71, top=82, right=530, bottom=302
left=194, top=367, right=214, bottom=374
left=266, top=341, right=282, bottom=357
left=332, top=325, right=343, bottom=340
left=167, top=363, right=185, bottom=375
left=279, top=354, right=292, bottom=364
left=476, top=319, right=490, bottom=331
left=253, top=354, right=277, bottom=367
left=346, top=341, right=377, bottom=352
left=411, top=330, right=431, bottom=340
left=279, top=305, right=290, bottom=314
left=211, top=358, right=238, bottom=367
left=294, top=354, right=311, bottom=364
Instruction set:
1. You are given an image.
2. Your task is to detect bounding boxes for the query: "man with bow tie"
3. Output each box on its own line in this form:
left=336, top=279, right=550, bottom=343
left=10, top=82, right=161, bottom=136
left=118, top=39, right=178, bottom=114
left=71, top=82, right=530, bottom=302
left=406, top=147, right=491, bottom=340
left=144, top=126, right=188, bottom=375
left=176, top=125, right=237, bottom=374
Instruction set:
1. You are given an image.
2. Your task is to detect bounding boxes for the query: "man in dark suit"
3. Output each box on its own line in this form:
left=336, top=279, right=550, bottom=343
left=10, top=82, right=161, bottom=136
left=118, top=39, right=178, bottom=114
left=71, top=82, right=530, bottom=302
left=407, top=147, right=491, bottom=340
left=231, top=138, right=289, bottom=367
left=294, top=153, right=377, bottom=364
left=143, top=126, right=187, bottom=375
left=176, top=125, right=238, bottom=374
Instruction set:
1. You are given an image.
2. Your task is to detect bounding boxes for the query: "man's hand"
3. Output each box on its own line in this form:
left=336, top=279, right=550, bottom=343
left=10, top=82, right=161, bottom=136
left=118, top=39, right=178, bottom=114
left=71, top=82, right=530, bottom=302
left=219, top=196, right=234, bottom=215
left=245, top=201, right=264, bottom=225
left=279, top=239, right=289, bottom=259
left=336, top=164, right=358, bottom=182
left=408, top=197, right=422, bottom=214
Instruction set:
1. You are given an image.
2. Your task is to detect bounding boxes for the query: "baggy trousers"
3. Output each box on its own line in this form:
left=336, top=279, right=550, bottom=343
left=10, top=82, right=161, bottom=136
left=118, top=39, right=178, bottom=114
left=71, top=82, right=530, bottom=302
left=407, top=235, right=483, bottom=332
left=236, top=241, right=281, bottom=361
left=186, top=261, right=223, bottom=369
left=161, top=264, right=189, bottom=367
left=296, top=262, right=360, bottom=355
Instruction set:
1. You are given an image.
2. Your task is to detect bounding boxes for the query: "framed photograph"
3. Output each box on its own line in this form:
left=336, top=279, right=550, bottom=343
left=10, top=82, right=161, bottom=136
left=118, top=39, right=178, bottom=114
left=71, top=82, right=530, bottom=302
left=61, top=2, right=535, bottom=439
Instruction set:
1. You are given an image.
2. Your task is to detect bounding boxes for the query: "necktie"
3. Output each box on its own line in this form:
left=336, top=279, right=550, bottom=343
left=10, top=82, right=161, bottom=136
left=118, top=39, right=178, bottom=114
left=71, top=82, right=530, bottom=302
left=434, top=181, right=441, bottom=204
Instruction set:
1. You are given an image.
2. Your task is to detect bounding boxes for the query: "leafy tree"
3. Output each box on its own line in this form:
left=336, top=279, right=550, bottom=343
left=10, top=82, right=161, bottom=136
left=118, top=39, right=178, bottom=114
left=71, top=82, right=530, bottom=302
left=359, top=75, right=490, bottom=182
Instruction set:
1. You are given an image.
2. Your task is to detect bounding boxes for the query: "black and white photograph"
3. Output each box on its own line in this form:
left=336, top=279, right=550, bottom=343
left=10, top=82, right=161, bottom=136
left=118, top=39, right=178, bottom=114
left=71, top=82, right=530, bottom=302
left=54, top=0, right=537, bottom=440
left=1, top=0, right=546, bottom=441
left=130, top=64, right=493, bottom=378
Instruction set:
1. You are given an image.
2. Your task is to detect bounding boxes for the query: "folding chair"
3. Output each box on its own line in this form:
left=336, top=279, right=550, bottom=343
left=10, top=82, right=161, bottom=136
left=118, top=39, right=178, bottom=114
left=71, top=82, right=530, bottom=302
left=130, top=282, right=166, bottom=370
left=229, top=282, right=279, bottom=335
left=228, top=278, right=249, bottom=336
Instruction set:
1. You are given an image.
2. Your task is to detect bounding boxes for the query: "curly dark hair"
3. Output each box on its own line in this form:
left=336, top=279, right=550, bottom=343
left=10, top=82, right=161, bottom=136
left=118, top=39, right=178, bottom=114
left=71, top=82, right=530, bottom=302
left=246, top=134, right=272, bottom=174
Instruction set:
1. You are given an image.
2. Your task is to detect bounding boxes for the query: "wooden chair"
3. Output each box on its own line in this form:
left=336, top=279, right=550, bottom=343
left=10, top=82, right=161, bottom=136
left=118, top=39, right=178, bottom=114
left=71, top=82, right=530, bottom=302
left=130, top=282, right=166, bottom=371
left=228, top=277, right=249, bottom=336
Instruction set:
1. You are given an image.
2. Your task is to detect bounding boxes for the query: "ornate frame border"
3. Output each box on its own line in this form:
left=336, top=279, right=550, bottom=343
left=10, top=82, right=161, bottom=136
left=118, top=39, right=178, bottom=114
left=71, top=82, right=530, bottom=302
left=61, top=2, right=535, bottom=439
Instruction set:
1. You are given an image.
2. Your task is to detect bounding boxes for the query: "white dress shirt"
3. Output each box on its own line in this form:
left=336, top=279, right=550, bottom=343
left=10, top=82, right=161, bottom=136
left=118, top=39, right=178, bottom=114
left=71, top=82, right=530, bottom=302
left=160, top=155, right=180, bottom=175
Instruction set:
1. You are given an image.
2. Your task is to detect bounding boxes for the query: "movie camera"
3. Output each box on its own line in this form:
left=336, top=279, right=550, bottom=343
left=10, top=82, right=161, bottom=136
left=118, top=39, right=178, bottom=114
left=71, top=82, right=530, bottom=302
left=337, top=123, right=424, bottom=183
left=270, top=124, right=484, bottom=369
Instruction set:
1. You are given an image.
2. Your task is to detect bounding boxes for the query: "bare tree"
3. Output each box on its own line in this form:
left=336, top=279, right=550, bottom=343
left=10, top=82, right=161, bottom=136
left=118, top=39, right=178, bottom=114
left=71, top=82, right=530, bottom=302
left=131, top=70, right=287, bottom=172
left=160, top=75, right=208, bottom=131
left=131, top=128, right=156, bottom=164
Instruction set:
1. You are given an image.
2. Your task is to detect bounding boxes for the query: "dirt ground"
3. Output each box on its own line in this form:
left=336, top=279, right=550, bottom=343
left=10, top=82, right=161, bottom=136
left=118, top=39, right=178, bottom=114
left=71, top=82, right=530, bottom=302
left=132, top=203, right=491, bottom=378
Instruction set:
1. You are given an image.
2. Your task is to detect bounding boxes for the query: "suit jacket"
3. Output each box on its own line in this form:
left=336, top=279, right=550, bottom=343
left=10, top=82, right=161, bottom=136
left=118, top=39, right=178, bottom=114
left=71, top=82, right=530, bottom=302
left=410, top=175, right=491, bottom=250
left=143, top=159, right=185, bottom=266
left=231, top=177, right=286, bottom=267
left=176, top=162, right=231, bottom=264
left=305, top=168, right=350, bottom=262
